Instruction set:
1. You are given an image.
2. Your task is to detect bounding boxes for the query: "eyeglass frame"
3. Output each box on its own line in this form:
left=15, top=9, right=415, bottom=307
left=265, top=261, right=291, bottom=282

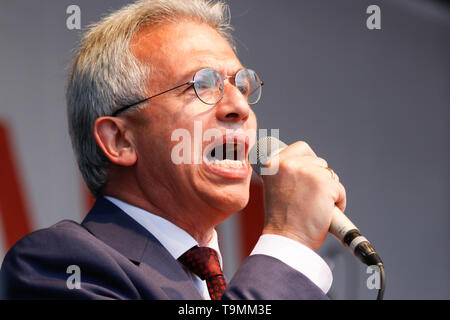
left=112, top=68, right=264, bottom=116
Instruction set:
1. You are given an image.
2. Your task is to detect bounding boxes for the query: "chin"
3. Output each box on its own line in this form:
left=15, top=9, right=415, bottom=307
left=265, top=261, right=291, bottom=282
left=202, top=183, right=251, bottom=216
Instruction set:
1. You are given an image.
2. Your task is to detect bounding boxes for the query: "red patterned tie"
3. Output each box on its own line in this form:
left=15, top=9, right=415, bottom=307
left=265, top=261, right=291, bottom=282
left=178, top=246, right=227, bottom=300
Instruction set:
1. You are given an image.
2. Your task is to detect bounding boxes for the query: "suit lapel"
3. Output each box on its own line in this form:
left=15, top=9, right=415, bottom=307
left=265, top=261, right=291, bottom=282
left=82, top=197, right=202, bottom=299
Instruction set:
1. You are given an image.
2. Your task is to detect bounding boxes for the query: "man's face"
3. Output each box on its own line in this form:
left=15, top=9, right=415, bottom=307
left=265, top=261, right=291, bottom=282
left=128, top=20, right=257, bottom=226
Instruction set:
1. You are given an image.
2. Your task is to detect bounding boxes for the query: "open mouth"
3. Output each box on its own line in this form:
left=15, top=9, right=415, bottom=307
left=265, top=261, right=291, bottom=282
left=206, top=141, right=246, bottom=168
left=203, top=135, right=249, bottom=178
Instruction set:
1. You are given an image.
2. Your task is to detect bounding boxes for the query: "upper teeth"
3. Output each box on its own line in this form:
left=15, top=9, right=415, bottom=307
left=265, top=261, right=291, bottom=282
left=212, top=159, right=244, bottom=168
left=207, top=142, right=245, bottom=163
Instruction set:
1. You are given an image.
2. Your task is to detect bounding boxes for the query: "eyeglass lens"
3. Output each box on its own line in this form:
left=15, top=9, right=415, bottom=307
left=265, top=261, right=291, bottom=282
left=236, top=69, right=262, bottom=105
left=193, top=69, right=224, bottom=105
left=193, top=68, right=262, bottom=105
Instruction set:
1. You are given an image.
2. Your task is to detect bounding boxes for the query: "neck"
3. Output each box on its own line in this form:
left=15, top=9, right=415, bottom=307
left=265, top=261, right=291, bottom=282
left=102, top=187, right=219, bottom=246
left=102, top=167, right=234, bottom=245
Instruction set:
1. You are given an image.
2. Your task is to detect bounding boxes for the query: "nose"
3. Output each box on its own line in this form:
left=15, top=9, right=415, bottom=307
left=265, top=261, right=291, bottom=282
left=215, top=83, right=250, bottom=123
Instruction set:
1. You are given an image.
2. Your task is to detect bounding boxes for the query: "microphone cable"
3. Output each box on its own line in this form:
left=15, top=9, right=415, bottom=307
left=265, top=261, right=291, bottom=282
left=377, top=264, right=386, bottom=300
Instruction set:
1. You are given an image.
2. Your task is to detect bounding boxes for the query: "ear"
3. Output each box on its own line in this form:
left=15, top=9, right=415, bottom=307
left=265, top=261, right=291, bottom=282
left=93, top=117, right=137, bottom=167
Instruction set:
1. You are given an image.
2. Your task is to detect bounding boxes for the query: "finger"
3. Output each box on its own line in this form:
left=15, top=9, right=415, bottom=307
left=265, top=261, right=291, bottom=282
left=333, top=171, right=340, bottom=183
left=313, top=168, right=346, bottom=213
left=296, top=156, right=328, bottom=168
left=315, top=157, right=328, bottom=168
left=334, top=181, right=347, bottom=213
left=324, top=167, right=339, bottom=182
left=281, top=141, right=317, bottom=158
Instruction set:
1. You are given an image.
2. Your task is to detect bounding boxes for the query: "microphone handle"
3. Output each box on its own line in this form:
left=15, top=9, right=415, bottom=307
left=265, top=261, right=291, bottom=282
left=330, top=206, right=382, bottom=267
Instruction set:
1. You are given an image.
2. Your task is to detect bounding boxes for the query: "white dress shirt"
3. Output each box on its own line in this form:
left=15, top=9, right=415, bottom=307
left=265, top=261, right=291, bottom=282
left=105, top=196, right=332, bottom=298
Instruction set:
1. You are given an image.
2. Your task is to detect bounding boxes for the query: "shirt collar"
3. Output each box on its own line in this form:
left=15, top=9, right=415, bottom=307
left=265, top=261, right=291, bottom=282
left=104, top=196, right=222, bottom=266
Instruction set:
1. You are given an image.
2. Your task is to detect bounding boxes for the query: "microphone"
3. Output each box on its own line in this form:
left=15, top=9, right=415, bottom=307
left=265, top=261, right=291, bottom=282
left=249, top=136, right=383, bottom=268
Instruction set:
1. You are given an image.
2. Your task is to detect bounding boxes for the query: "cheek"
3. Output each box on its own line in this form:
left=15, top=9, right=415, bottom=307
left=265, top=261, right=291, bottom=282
left=132, top=121, right=175, bottom=174
left=140, top=121, right=200, bottom=177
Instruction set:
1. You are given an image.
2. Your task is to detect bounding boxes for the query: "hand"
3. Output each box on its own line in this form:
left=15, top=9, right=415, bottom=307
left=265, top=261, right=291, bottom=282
left=261, top=141, right=347, bottom=251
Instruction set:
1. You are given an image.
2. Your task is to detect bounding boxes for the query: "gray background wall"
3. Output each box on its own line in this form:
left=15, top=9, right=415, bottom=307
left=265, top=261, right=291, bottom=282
left=0, top=0, right=448, bottom=299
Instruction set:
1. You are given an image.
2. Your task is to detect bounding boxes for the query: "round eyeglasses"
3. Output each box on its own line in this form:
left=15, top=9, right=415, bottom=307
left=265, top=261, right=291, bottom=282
left=112, top=68, right=263, bottom=116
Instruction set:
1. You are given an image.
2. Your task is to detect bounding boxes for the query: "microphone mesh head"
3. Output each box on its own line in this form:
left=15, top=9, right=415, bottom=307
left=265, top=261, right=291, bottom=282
left=249, top=136, right=287, bottom=175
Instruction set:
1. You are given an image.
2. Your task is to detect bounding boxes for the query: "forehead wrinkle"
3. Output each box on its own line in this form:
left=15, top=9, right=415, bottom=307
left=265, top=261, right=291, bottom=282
left=156, top=30, right=241, bottom=79
left=131, top=20, right=242, bottom=95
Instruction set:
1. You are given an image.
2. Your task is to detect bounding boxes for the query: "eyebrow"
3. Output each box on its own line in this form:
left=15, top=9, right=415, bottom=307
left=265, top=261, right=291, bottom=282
left=180, top=54, right=243, bottom=78
left=180, top=65, right=243, bottom=83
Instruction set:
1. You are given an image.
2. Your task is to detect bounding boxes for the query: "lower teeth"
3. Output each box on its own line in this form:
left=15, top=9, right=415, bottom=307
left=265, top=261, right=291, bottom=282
left=212, top=159, right=244, bottom=168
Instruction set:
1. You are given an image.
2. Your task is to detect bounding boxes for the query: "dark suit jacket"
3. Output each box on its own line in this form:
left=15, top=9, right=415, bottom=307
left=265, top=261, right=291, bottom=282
left=0, top=197, right=328, bottom=299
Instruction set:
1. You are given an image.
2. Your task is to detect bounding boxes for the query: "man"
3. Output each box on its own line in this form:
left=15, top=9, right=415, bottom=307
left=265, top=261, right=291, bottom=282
left=0, top=0, right=346, bottom=299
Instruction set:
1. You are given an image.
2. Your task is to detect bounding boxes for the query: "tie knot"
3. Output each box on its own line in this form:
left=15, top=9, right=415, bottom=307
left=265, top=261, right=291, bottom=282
left=179, top=246, right=223, bottom=280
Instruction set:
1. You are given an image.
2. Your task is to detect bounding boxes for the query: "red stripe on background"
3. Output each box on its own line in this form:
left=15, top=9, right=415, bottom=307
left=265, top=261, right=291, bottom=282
left=0, top=120, right=32, bottom=249
left=239, top=175, right=265, bottom=260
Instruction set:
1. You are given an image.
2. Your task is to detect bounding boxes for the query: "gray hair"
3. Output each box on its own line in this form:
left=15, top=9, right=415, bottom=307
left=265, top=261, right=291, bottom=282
left=67, top=0, right=233, bottom=197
